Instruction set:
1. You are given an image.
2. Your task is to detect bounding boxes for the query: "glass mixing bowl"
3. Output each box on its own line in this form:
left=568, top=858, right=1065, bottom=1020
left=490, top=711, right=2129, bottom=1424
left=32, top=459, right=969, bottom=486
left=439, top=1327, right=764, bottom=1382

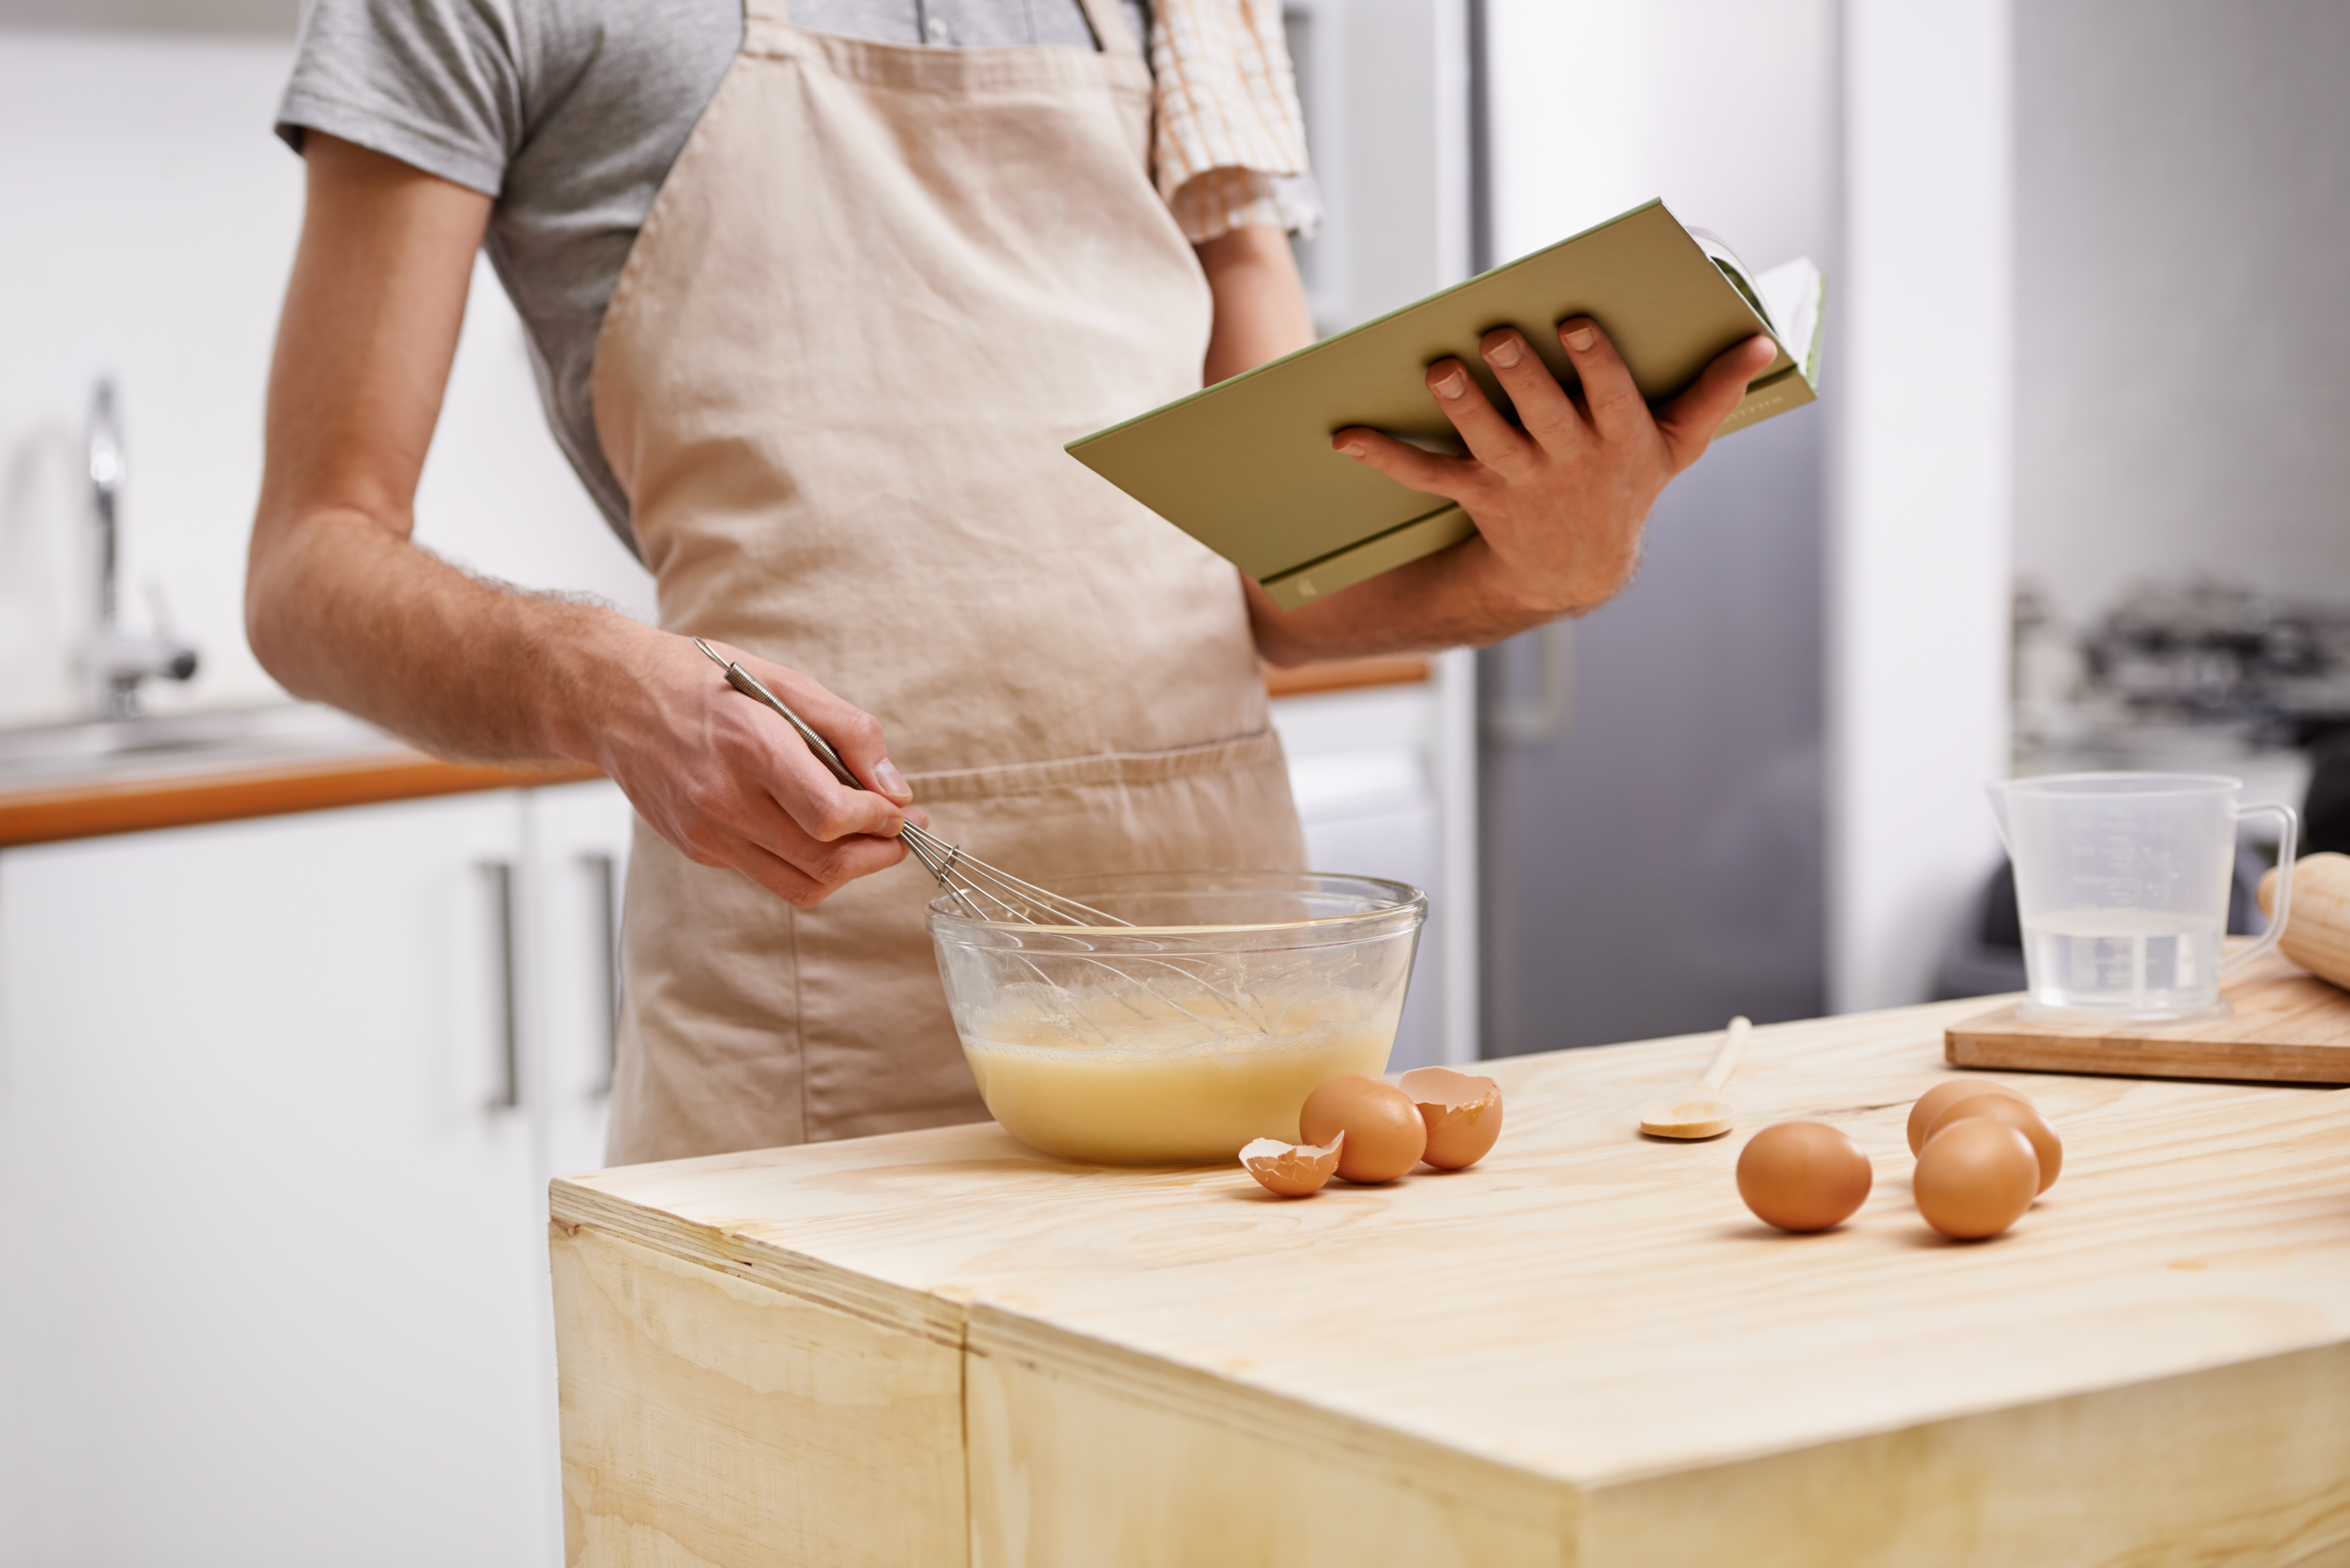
left=929, top=871, right=1426, bottom=1164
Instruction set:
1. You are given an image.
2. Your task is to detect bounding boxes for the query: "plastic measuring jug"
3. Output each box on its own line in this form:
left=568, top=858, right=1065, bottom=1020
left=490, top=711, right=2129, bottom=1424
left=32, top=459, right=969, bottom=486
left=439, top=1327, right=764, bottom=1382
left=1983, top=773, right=2298, bottom=1023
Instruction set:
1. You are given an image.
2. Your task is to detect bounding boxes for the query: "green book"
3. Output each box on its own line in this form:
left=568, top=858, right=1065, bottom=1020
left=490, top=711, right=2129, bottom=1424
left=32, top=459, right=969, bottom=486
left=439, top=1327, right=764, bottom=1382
left=1067, top=200, right=1827, bottom=610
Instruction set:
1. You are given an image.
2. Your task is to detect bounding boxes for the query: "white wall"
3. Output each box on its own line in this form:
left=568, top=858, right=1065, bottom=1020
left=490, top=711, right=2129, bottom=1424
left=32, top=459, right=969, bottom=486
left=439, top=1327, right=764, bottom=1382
left=1484, top=0, right=1837, bottom=273
left=2012, top=0, right=2350, bottom=628
left=0, top=31, right=652, bottom=730
left=1829, top=0, right=2012, bottom=1011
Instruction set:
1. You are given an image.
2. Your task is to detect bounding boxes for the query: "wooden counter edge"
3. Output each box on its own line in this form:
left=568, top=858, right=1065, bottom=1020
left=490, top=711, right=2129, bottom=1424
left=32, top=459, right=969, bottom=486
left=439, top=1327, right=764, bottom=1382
left=0, top=750, right=604, bottom=849
left=1263, top=655, right=1431, bottom=698
left=549, top=1177, right=964, bottom=1349
left=964, top=1298, right=1578, bottom=1525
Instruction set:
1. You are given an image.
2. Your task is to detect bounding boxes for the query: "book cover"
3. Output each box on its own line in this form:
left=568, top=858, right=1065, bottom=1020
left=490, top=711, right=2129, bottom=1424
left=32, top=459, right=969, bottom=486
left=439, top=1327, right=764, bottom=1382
left=1068, top=200, right=1826, bottom=610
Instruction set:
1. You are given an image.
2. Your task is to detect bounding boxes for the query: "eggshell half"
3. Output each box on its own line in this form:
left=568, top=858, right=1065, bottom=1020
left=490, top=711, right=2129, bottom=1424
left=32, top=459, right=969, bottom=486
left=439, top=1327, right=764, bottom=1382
left=1299, top=1076, right=1427, bottom=1184
left=1924, top=1093, right=2062, bottom=1193
left=1240, top=1134, right=1344, bottom=1198
left=1906, top=1079, right=2029, bottom=1154
left=1398, top=1067, right=1504, bottom=1170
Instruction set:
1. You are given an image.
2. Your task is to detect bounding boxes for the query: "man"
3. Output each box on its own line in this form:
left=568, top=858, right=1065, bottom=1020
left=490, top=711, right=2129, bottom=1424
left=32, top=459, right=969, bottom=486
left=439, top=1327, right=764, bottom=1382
left=249, top=0, right=1773, bottom=1164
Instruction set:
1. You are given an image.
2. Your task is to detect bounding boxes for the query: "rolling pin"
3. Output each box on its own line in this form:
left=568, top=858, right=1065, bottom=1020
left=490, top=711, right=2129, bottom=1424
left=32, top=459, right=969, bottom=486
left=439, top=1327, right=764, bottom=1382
left=2258, top=852, right=2350, bottom=991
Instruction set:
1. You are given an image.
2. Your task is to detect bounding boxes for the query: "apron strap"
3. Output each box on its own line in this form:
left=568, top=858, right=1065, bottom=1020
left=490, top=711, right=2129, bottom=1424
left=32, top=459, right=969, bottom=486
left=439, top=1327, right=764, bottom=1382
left=1076, top=0, right=1145, bottom=57
left=744, top=0, right=790, bottom=22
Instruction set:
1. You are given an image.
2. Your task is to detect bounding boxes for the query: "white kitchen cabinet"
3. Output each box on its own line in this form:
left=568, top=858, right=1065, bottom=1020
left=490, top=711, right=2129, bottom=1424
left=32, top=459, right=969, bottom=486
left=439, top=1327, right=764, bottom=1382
left=0, top=778, right=637, bottom=1568
left=522, top=781, right=633, bottom=1183
left=1271, top=671, right=1477, bottom=1073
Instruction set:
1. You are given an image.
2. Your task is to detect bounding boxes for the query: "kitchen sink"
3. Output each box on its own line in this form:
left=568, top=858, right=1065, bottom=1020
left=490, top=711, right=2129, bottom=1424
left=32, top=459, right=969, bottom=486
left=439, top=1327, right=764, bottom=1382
left=0, top=703, right=401, bottom=787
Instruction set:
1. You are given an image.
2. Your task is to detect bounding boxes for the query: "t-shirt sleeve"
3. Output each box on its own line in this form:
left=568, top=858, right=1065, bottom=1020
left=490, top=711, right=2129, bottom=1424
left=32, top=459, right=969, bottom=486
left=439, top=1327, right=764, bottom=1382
left=274, top=0, right=525, bottom=198
left=1147, top=0, right=1323, bottom=242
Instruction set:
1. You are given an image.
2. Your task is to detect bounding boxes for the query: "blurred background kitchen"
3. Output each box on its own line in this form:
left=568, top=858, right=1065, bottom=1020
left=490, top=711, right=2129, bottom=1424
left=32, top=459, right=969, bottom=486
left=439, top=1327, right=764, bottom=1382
left=3, top=0, right=2346, bottom=1562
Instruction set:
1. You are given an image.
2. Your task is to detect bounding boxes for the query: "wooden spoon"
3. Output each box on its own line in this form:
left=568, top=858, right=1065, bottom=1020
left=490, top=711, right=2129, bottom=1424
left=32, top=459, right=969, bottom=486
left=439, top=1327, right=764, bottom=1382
left=1638, top=1016, right=1751, bottom=1140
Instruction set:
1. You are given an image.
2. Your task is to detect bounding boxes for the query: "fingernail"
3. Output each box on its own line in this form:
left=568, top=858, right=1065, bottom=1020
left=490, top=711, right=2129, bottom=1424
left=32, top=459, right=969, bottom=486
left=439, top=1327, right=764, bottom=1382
left=1334, top=437, right=1367, bottom=457
left=1486, top=336, right=1523, bottom=368
left=1433, top=367, right=1468, bottom=399
left=876, top=758, right=908, bottom=797
left=1565, top=325, right=1597, bottom=352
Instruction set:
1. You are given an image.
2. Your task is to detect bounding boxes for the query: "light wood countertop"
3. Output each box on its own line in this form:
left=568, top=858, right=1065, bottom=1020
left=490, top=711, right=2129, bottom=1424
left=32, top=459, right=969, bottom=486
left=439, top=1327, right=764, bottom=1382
left=549, top=1001, right=2350, bottom=1564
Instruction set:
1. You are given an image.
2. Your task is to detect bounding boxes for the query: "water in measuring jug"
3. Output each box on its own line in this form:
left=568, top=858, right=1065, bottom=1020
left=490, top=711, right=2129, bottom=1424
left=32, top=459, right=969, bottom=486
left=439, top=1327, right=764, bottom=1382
left=2022, top=908, right=2225, bottom=1018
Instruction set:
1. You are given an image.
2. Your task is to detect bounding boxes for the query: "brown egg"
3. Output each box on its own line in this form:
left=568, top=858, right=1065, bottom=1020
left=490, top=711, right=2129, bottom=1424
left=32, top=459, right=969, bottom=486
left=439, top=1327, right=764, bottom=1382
left=1299, top=1076, right=1427, bottom=1184
left=1915, top=1119, right=2039, bottom=1240
left=1906, top=1079, right=2029, bottom=1154
left=1239, top=1134, right=1343, bottom=1198
left=1923, top=1093, right=2062, bottom=1193
left=1735, top=1121, right=1874, bottom=1233
left=1398, top=1067, right=1504, bottom=1170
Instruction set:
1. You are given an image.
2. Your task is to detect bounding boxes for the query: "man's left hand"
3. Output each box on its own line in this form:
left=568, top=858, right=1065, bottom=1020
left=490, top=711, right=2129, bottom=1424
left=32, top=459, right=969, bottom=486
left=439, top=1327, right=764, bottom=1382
left=1330, top=320, right=1778, bottom=619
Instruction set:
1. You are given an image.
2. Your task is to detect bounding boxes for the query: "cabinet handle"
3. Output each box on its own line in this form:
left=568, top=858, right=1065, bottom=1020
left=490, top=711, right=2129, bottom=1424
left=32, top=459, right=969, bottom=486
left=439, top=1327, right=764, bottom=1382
left=1483, top=619, right=1574, bottom=746
left=580, top=852, right=620, bottom=1095
left=479, top=860, right=520, bottom=1112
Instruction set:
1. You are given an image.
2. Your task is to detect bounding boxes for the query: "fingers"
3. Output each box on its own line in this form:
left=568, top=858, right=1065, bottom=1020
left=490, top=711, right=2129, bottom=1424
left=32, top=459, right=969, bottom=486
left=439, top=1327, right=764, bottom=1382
left=686, top=637, right=910, bottom=869
left=687, top=818, right=910, bottom=911
left=696, top=643, right=910, bottom=844
left=1331, top=427, right=1482, bottom=499
left=1655, top=334, right=1778, bottom=471
left=735, top=649, right=912, bottom=805
left=1477, top=328, right=1585, bottom=450
left=1555, top=318, right=1647, bottom=444
left=1421, top=358, right=1536, bottom=473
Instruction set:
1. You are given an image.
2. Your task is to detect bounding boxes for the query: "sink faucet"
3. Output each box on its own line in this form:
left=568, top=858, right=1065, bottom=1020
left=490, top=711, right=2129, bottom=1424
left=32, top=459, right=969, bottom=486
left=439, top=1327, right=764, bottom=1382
left=83, top=379, right=198, bottom=719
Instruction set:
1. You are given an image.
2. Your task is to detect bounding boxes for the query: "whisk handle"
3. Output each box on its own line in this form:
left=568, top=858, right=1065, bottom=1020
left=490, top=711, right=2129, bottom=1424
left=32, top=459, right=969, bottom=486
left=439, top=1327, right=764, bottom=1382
left=693, top=637, right=863, bottom=792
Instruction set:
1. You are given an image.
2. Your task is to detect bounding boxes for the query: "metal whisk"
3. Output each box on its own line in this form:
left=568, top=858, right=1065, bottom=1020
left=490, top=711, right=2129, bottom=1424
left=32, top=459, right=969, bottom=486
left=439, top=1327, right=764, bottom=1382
left=692, top=640, right=1280, bottom=1038
left=693, top=639, right=1131, bottom=929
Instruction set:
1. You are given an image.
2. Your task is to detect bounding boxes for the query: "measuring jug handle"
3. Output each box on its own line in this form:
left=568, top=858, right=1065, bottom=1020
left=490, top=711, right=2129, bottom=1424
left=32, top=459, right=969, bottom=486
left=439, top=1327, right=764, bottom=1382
left=2221, top=801, right=2299, bottom=974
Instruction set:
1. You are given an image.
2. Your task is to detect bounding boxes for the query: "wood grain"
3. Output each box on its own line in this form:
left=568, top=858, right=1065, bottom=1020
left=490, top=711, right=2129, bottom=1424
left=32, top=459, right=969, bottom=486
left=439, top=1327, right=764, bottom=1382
left=1946, top=953, right=2350, bottom=1083
left=2263, top=854, right=2350, bottom=992
left=966, top=1321, right=1573, bottom=1568
left=552, top=1000, right=2350, bottom=1564
left=550, top=1220, right=966, bottom=1567
left=0, top=749, right=602, bottom=848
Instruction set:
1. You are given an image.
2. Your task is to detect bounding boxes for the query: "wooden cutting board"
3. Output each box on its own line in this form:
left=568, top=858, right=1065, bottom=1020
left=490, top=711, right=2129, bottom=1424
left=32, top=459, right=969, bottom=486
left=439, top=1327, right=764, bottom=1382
left=1946, top=951, right=2350, bottom=1083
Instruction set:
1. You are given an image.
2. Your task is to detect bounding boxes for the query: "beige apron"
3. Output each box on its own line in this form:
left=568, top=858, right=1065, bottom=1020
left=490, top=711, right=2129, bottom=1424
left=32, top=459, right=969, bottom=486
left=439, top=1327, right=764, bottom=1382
left=592, top=0, right=1306, bottom=1165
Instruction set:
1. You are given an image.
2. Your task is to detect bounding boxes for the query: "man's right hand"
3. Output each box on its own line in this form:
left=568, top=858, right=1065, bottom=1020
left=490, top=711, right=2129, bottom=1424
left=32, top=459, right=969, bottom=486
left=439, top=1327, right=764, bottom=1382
left=570, top=628, right=922, bottom=908
left=246, top=131, right=917, bottom=909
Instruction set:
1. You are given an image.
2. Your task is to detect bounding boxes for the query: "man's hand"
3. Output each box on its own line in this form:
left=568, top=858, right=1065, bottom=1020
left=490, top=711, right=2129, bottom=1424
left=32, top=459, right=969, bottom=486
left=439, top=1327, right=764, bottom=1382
left=568, top=628, right=920, bottom=908
left=1331, top=320, right=1779, bottom=619
left=248, top=131, right=914, bottom=909
left=1194, top=223, right=1783, bottom=666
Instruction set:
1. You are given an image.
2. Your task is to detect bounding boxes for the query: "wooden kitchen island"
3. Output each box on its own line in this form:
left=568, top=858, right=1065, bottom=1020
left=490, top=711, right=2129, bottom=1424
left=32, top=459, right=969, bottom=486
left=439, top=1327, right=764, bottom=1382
left=547, top=998, right=2350, bottom=1567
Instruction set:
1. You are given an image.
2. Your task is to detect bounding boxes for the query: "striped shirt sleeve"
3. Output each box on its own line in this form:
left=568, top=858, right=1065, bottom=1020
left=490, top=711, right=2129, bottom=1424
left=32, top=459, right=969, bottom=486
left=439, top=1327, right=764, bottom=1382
left=1148, top=0, right=1323, bottom=242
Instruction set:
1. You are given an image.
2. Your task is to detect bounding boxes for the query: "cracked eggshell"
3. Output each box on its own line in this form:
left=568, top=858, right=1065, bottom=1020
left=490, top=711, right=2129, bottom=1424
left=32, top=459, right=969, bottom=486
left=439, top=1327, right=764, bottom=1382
left=1239, top=1133, right=1343, bottom=1197
left=1398, top=1067, right=1504, bottom=1170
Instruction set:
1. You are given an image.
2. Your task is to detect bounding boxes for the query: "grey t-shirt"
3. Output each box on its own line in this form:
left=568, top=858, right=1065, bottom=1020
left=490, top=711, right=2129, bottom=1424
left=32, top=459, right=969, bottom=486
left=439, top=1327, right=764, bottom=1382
left=276, top=0, right=1153, bottom=553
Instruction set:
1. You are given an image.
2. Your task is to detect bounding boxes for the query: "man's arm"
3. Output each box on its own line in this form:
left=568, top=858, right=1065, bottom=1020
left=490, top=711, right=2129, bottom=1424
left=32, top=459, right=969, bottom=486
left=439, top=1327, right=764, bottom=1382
left=247, top=133, right=916, bottom=908
left=1193, top=224, right=1778, bottom=666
